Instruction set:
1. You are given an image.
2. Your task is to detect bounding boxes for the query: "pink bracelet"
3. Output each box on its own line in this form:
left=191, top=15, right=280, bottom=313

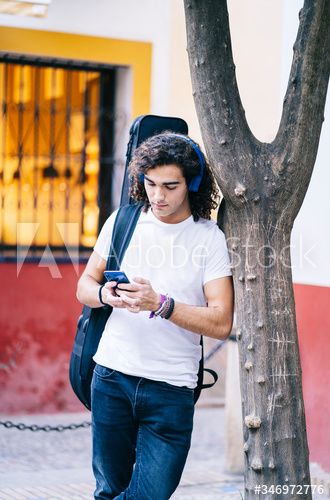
left=149, top=294, right=166, bottom=319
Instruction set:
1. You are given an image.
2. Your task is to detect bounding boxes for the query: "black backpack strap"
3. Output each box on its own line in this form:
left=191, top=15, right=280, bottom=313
left=72, top=203, right=142, bottom=399
left=194, top=336, right=219, bottom=403
left=105, top=202, right=143, bottom=274
left=200, top=336, right=218, bottom=389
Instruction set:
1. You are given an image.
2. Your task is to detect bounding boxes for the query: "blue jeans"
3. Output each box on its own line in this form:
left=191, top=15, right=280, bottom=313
left=91, top=364, right=195, bottom=500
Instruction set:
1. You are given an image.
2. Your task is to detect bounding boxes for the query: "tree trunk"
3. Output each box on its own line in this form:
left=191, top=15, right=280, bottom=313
left=222, top=204, right=310, bottom=496
left=183, top=0, right=330, bottom=498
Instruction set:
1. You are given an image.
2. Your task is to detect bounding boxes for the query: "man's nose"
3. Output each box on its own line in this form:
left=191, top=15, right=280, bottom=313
left=154, top=186, right=165, bottom=200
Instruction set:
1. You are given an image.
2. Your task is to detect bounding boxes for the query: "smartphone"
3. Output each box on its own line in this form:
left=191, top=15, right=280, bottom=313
left=103, top=270, right=130, bottom=287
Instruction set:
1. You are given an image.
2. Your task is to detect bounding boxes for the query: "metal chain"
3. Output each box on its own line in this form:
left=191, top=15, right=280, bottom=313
left=0, top=420, right=91, bottom=432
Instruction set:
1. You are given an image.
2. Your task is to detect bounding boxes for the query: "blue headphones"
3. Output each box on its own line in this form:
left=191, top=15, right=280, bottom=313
left=138, top=134, right=205, bottom=193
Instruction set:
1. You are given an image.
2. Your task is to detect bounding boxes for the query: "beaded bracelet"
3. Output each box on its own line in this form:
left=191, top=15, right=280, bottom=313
left=164, top=298, right=175, bottom=319
left=149, top=294, right=167, bottom=319
left=153, top=294, right=170, bottom=318
left=158, top=295, right=171, bottom=318
left=150, top=294, right=175, bottom=319
left=156, top=294, right=171, bottom=317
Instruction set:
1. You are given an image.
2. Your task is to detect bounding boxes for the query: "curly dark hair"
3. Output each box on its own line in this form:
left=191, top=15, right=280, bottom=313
left=128, top=132, right=219, bottom=221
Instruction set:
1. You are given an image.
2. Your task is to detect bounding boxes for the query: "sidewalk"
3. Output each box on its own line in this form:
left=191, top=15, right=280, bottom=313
left=0, top=406, right=244, bottom=499
left=0, top=406, right=329, bottom=500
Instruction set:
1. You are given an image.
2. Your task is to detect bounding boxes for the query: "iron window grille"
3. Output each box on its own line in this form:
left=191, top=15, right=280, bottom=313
left=0, top=54, right=118, bottom=262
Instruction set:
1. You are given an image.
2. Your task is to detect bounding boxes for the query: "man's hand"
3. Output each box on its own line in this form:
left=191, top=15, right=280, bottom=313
left=115, top=277, right=160, bottom=314
left=101, top=281, right=128, bottom=309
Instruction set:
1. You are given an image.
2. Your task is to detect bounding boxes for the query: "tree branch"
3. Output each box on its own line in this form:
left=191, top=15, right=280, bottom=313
left=183, top=0, right=256, bottom=195
left=273, top=0, right=330, bottom=217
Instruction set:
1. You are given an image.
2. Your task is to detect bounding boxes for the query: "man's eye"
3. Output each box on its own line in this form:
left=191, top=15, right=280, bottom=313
left=166, top=186, right=177, bottom=190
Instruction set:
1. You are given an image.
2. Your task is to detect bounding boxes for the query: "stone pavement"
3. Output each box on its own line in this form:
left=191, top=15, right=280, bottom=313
left=0, top=406, right=244, bottom=499
left=0, top=406, right=329, bottom=500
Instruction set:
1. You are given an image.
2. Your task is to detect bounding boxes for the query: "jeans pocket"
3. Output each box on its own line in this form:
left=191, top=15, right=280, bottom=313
left=94, top=364, right=116, bottom=380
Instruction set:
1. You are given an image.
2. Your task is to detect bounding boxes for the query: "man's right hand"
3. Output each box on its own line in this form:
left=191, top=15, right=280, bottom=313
left=77, top=251, right=134, bottom=310
left=101, top=281, right=128, bottom=308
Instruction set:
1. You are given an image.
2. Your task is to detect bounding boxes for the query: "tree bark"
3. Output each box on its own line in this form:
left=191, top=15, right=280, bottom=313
left=183, top=0, right=330, bottom=498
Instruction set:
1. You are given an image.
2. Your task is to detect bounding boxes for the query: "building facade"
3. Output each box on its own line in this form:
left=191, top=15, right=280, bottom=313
left=0, top=0, right=328, bottom=472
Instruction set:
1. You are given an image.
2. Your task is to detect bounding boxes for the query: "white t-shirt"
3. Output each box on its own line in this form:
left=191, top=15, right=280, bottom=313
left=93, top=207, right=232, bottom=388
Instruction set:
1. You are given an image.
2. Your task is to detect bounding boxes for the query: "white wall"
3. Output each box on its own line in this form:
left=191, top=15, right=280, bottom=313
left=167, top=0, right=284, bottom=143
left=282, top=1, right=330, bottom=287
left=227, top=0, right=284, bottom=142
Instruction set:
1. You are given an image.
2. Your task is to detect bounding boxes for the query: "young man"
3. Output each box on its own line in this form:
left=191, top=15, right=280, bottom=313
left=76, top=132, right=234, bottom=500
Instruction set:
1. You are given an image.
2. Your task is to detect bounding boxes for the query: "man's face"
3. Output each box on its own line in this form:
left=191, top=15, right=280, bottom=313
left=143, top=164, right=191, bottom=223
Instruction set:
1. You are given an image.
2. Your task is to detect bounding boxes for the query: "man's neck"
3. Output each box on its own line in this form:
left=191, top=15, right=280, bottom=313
left=151, top=206, right=192, bottom=224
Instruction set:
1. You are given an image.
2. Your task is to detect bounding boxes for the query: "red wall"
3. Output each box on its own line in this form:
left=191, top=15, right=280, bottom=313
left=0, top=262, right=84, bottom=413
left=294, top=283, right=330, bottom=472
left=0, top=263, right=329, bottom=471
